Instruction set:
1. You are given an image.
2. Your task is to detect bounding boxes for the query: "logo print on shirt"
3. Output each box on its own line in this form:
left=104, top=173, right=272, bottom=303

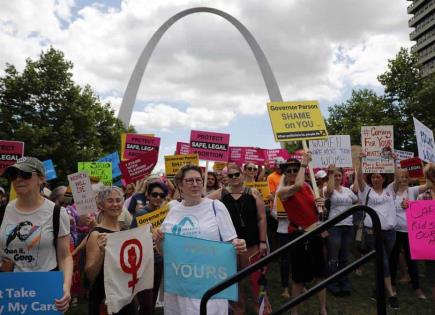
left=172, top=216, right=200, bottom=236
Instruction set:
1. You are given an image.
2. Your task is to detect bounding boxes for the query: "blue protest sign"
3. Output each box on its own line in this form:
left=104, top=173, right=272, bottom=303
left=163, top=233, right=238, bottom=301
left=98, top=152, right=122, bottom=179
left=0, top=272, right=63, bottom=314
left=43, top=160, right=57, bottom=181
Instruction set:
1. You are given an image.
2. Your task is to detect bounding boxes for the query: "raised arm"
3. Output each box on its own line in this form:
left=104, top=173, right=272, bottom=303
left=356, top=154, right=367, bottom=193
left=325, top=165, right=336, bottom=198
left=277, top=152, right=310, bottom=200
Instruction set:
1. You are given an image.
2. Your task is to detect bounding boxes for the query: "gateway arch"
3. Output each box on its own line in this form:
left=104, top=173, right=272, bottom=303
left=118, top=6, right=283, bottom=126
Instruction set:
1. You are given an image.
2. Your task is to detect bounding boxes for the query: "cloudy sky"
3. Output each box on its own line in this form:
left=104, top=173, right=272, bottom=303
left=0, top=0, right=413, bottom=170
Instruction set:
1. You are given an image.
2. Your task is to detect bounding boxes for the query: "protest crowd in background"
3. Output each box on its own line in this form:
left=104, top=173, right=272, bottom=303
left=1, top=116, right=435, bottom=315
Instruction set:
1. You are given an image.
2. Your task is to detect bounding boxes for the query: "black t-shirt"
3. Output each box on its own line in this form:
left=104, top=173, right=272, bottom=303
left=221, top=187, right=260, bottom=246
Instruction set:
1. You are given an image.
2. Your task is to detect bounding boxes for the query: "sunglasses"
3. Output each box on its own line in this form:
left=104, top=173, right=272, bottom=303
left=246, top=167, right=257, bottom=172
left=6, top=170, right=35, bottom=181
left=285, top=168, right=299, bottom=174
left=150, top=192, right=166, bottom=199
left=227, top=172, right=241, bottom=179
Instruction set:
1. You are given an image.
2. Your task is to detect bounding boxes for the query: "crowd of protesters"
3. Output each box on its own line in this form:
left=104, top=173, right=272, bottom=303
left=0, top=152, right=435, bottom=315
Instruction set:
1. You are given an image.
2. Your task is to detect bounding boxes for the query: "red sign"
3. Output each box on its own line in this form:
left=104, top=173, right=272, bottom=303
left=264, top=149, right=291, bottom=168
left=229, top=147, right=244, bottom=165
left=190, top=130, right=230, bottom=162
left=0, top=140, right=25, bottom=175
left=175, top=142, right=191, bottom=155
left=229, top=147, right=265, bottom=165
left=123, top=134, right=160, bottom=160
left=119, top=151, right=158, bottom=185
left=400, top=157, right=424, bottom=178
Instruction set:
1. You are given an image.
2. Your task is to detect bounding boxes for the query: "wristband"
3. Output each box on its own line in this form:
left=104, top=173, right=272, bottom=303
left=300, top=164, right=308, bottom=168
left=259, top=240, right=267, bottom=244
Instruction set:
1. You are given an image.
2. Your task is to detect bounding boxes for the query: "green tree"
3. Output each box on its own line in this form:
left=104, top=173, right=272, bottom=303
left=0, top=48, right=134, bottom=183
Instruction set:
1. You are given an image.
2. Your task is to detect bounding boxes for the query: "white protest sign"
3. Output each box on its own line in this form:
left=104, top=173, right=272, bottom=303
left=104, top=226, right=154, bottom=314
left=67, top=171, right=97, bottom=215
left=361, top=125, right=395, bottom=173
left=413, top=117, right=435, bottom=162
left=309, top=135, right=352, bottom=168
left=393, top=149, right=414, bottom=166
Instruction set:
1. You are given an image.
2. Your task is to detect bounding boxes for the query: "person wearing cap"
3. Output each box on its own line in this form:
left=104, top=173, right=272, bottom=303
left=315, top=170, right=328, bottom=195
left=0, top=157, right=73, bottom=312
left=277, top=151, right=327, bottom=315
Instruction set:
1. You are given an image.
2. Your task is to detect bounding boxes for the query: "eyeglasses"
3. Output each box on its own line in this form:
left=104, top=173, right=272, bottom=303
left=227, top=172, right=241, bottom=179
left=6, top=170, right=35, bottom=181
left=150, top=192, right=166, bottom=199
left=285, top=168, right=299, bottom=174
left=246, top=167, right=257, bottom=172
left=183, top=177, right=203, bottom=185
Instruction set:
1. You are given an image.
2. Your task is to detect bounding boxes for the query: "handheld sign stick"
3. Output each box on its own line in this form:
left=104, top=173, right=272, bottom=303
left=203, top=160, right=209, bottom=191
left=301, top=140, right=324, bottom=219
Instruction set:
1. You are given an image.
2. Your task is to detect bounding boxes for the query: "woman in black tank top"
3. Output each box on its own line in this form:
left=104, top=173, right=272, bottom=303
left=85, top=186, right=136, bottom=315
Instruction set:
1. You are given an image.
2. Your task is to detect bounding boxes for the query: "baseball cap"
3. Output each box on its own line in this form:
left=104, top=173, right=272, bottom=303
left=274, top=157, right=286, bottom=166
left=2, top=156, right=45, bottom=178
left=315, top=170, right=328, bottom=180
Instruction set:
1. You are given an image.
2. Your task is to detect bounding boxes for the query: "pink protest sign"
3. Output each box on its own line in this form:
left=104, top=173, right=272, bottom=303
left=229, top=147, right=244, bottom=164
left=176, top=142, right=191, bottom=155
left=123, top=134, right=160, bottom=160
left=190, top=130, right=230, bottom=162
left=0, top=140, right=25, bottom=175
left=264, top=149, right=291, bottom=168
left=244, top=147, right=265, bottom=165
left=406, top=200, right=435, bottom=260
left=119, top=151, right=158, bottom=185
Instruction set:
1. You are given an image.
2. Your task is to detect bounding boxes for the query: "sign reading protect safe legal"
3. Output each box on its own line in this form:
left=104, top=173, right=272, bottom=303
left=406, top=200, right=435, bottom=260
left=267, top=101, right=328, bottom=142
left=0, top=140, right=24, bottom=175
left=190, top=130, right=230, bottom=162
left=0, top=271, right=63, bottom=314
left=164, top=154, right=199, bottom=177
left=123, top=134, right=160, bottom=160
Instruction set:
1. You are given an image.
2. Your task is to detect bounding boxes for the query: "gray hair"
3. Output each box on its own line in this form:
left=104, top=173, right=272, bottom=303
left=96, top=186, right=124, bottom=207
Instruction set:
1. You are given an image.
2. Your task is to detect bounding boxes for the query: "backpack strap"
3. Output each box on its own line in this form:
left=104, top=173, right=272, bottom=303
left=220, top=187, right=230, bottom=201
left=211, top=201, right=223, bottom=241
left=0, top=204, right=5, bottom=227
left=53, top=205, right=61, bottom=249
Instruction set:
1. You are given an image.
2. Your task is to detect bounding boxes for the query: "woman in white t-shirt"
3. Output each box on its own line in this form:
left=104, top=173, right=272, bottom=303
left=0, top=157, right=72, bottom=312
left=356, top=154, right=399, bottom=309
left=389, top=168, right=431, bottom=299
left=324, top=166, right=358, bottom=296
left=153, top=164, right=247, bottom=315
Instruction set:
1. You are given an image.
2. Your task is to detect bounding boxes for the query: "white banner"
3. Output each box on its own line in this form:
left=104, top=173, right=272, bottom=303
left=309, top=135, right=352, bottom=168
left=413, top=117, right=435, bottom=162
left=67, top=171, right=97, bottom=215
left=393, top=149, right=414, bottom=166
left=361, top=125, right=395, bottom=173
left=104, top=226, right=154, bottom=314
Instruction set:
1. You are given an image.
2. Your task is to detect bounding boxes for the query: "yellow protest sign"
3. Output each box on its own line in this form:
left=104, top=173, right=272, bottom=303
left=213, top=162, right=227, bottom=172
left=120, top=133, right=155, bottom=161
left=245, top=181, right=270, bottom=203
left=164, top=154, right=199, bottom=177
left=136, top=204, right=170, bottom=229
left=10, top=186, right=16, bottom=201
left=267, top=101, right=328, bottom=142
left=276, top=196, right=287, bottom=218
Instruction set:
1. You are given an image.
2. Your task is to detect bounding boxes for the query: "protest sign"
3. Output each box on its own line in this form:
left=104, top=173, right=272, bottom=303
left=121, top=133, right=155, bottom=160
left=406, top=200, right=435, bottom=260
left=0, top=140, right=24, bottom=175
left=309, top=135, right=352, bottom=168
left=78, top=162, right=112, bottom=186
left=98, top=152, right=122, bottom=179
left=267, top=101, right=328, bottom=142
left=175, top=142, right=191, bottom=155
left=229, top=147, right=244, bottom=164
left=244, top=147, right=265, bottom=165
left=43, top=160, right=57, bottom=181
left=123, top=134, right=160, bottom=160
left=413, top=117, right=435, bottom=162
left=136, top=204, right=170, bottom=228
left=164, top=154, right=199, bottom=177
left=67, top=172, right=97, bottom=215
left=0, top=272, right=63, bottom=315
left=393, top=149, right=414, bottom=162
left=245, top=182, right=270, bottom=203
left=118, top=151, right=158, bottom=185
left=400, top=157, right=424, bottom=178
left=264, top=149, right=291, bottom=168
left=190, top=130, right=230, bottom=162
left=213, top=162, right=227, bottom=172
left=361, top=125, right=395, bottom=173
left=163, top=233, right=237, bottom=300
left=104, top=227, right=154, bottom=314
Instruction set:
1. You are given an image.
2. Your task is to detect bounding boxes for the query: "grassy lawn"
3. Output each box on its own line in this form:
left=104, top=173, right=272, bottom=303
left=67, top=259, right=434, bottom=315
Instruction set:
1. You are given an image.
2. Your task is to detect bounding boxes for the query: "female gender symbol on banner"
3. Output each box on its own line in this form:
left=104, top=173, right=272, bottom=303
left=120, top=239, right=143, bottom=293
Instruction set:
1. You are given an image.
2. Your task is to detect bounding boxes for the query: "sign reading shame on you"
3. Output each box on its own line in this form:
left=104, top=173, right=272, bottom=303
left=163, top=233, right=238, bottom=301
left=406, top=200, right=435, bottom=260
left=0, top=272, right=62, bottom=314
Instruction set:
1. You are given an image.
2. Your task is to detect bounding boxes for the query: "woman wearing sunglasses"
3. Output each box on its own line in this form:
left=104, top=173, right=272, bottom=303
left=209, top=163, right=267, bottom=315
left=131, top=182, right=168, bottom=314
left=0, top=157, right=73, bottom=313
left=277, top=152, right=327, bottom=315
left=153, top=164, right=246, bottom=315
left=243, top=162, right=266, bottom=183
